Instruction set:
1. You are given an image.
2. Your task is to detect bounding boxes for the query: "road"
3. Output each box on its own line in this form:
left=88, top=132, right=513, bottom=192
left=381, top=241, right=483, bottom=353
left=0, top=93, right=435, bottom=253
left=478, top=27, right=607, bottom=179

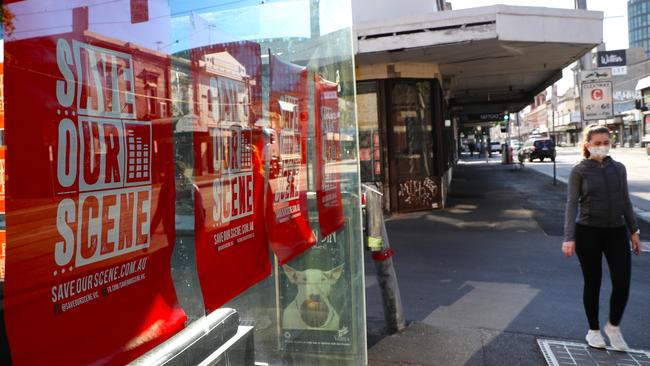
left=366, top=160, right=650, bottom=365
left=522, top=147, right=650, bottom=221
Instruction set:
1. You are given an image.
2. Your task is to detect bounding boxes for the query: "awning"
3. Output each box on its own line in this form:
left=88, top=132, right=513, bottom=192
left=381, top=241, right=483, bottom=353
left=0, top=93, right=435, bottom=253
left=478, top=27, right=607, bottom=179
left=635, top=75, right=650, bottom=91
left=354, top=5, right=603, bottom=123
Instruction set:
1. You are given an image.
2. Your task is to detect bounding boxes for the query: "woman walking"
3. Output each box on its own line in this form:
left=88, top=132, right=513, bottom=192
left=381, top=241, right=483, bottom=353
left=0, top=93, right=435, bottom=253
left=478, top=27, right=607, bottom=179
left=562, top=124, right=641, bottom=351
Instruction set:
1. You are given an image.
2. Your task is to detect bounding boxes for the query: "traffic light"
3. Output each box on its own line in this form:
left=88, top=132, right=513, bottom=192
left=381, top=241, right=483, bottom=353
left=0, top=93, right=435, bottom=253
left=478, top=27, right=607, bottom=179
left=500, top=112, right=509, bottom=132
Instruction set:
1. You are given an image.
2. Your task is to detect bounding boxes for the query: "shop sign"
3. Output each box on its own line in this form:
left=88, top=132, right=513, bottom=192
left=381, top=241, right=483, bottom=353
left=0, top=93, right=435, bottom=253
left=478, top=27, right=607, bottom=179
left=612, top=66, right=628, bottom=76
left=266, top=55, right=316, bottom=264
left=581, top=81, right=614, bottom=121
left=3, top=35, right=186, bottom=365
left=189, top=42, right=272, bottom=312
left=460, top=113, right=503, bottom=123
left=596, top=50, right=626, bottom=68
left=314, top=74, right=344, bottom=237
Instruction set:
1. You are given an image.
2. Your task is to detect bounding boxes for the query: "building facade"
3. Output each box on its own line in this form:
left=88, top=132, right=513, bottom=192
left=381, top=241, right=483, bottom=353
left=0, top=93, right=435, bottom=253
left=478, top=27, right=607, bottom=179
left=629, top=0, right=650, bottom=59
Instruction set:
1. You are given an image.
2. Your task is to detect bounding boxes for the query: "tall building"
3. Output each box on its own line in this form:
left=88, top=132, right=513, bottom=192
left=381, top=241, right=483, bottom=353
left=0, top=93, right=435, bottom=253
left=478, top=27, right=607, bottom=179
left=628, top=0, right=650, bottom=59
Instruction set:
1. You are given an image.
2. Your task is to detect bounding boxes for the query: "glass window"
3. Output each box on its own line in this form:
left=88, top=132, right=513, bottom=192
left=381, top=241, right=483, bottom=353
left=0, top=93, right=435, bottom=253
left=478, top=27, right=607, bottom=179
left=357, top=81, right=383, bottom=182
left=390, top=80, right=434, bottom=179
left=1, top=0, right=365, bottom=365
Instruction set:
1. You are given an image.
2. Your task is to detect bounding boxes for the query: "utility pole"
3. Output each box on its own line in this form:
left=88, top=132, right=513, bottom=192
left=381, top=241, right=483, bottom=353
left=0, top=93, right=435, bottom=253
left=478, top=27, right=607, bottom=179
left=552, top=87, right=557, bottom=186
left=575, top=0, right=590, bottom=133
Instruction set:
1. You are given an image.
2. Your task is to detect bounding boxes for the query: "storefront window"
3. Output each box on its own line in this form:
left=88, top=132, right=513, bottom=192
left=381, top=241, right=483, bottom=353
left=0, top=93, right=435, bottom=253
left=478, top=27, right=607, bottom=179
left=1, top=1, right=365, bottom=365
left=388, top=79, right=441, bottom=212
left=357, top=81, right=382, bottom=182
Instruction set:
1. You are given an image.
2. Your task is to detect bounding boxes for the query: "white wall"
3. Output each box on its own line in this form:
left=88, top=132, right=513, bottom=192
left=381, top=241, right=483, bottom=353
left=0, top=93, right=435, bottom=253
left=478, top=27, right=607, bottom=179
left=351, top=0, right=438, bottom=24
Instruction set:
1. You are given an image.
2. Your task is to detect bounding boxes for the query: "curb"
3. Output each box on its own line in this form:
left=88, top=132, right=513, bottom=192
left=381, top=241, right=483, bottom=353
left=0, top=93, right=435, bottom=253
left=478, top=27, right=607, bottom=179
left=517, top=163, right=650, bottom=224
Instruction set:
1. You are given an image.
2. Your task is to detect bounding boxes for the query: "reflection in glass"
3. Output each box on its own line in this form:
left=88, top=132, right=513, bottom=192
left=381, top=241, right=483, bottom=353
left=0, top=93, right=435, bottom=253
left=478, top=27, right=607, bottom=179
left=2, top=0, right=364, bottom=364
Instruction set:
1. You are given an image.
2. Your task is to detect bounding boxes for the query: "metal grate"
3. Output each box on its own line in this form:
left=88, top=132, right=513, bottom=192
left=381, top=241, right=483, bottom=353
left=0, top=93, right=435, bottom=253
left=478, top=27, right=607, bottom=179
left=538, top=339, right=650, bottom=366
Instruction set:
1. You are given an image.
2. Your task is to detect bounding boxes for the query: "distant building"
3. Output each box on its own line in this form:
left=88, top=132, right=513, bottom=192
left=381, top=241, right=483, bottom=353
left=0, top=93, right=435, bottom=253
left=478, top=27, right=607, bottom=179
left=628, top=0, right=650, bottom=59
left=522, top=91, right=549, bottom=140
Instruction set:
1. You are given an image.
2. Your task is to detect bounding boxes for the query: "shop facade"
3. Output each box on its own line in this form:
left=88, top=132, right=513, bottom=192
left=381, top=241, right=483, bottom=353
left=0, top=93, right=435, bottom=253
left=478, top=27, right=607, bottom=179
left=0, top=1, right=366, bottom=365
left=352, top=5, right=602, bottom=213
left=356, top=66, right=454, bottom=213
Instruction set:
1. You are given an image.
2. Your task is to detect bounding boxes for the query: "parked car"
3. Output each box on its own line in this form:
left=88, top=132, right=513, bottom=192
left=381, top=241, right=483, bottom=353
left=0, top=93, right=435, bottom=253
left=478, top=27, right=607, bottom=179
left=489, top=141, right=502, bottom=153
left=518, top=137, right=556, bottom=162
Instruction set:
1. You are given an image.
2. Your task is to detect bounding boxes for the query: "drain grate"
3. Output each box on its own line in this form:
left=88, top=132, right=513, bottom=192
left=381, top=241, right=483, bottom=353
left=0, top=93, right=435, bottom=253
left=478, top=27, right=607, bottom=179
left=538, top=339, right=650, bottom=366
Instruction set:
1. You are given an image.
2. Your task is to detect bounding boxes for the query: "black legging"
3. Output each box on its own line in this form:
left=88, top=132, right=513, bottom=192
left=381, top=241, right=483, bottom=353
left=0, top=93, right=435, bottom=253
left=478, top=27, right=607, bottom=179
left=575, top=224, right=631, bottom=330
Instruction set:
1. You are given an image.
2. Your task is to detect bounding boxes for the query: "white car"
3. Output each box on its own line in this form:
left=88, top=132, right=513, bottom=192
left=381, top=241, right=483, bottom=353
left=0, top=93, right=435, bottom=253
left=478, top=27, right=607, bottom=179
left=489, top=141, right=502, bottom=153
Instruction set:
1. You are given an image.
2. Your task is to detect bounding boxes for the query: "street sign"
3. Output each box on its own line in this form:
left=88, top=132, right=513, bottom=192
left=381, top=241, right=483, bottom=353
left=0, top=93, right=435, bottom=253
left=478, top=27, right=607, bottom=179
left=581, top=81, right=614, bottom=120
left=580, top=68, right=613, bottom=121
left=580, top=68, right=611, bottom=82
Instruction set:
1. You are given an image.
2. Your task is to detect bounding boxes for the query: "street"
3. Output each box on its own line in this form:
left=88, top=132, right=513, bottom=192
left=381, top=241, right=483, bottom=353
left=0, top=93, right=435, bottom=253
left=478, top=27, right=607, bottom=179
left=522, top=147, right=650, bottom=221
left=366, top=158, right=650, bottom=365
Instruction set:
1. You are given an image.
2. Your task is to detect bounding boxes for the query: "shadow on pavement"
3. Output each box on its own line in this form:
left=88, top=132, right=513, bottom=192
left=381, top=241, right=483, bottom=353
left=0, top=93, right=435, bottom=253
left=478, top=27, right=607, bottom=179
left=366, top=159, right=650, bottom=365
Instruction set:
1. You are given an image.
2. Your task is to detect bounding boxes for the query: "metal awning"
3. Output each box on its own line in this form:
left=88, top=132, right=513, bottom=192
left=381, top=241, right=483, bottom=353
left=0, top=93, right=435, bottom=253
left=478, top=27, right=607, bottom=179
left=635, top=75, right=650, bottom=91
left=354, top=5, right=603, bottom=124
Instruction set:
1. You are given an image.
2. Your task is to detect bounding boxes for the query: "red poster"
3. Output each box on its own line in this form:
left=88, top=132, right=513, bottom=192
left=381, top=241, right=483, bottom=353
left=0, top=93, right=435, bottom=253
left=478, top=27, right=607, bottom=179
left=190, top=43, right=271, bottom=312
left=314, top=75, right=345, bottom=237
left=0, top=148, right=5, bottom=214
left=1, top=62, right=4, bottom=214
left=4, top=34, right=185, bottom=365
left=0, top=231, right=5, bottom=281
left=267, top=55, right=316, bottom=264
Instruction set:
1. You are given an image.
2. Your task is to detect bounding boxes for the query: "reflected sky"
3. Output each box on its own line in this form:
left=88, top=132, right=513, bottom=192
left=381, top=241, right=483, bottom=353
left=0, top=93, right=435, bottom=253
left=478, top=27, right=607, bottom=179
left=5, top=0, right=351, bottom=54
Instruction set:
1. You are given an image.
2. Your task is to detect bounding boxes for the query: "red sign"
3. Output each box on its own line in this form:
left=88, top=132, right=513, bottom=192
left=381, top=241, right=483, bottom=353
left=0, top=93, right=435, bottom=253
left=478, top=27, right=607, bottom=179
left=0, top=231, right=5, bottom=281
left=4, top=34, right=185, bottom=365
left=190, top=43, right=271, bottom=312
left=267, top=55, right=316, bottom=264
left=1, top=63, right=5, bottom=214
left=591, top=88, right=604, bottom=100
left=314, top=74, right=344, bottom=237
left=0, top=148, right=4, bottom=214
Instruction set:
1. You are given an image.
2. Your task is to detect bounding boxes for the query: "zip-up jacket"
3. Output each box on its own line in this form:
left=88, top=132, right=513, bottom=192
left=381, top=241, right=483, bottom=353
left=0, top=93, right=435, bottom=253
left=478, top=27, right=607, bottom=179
left=563, top=156, right=639, bottom=242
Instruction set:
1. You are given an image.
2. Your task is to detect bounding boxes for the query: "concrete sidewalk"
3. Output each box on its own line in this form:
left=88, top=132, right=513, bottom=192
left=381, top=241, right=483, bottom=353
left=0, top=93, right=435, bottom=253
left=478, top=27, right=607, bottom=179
left=365, top=160, right=650, bottom=365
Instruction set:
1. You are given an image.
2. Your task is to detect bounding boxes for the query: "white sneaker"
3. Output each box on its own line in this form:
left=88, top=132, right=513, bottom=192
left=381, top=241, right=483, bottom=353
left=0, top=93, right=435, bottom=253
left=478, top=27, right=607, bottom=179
left=585, top=329, right=607, bottom=349
left=605, top=322, right=629, bottom=351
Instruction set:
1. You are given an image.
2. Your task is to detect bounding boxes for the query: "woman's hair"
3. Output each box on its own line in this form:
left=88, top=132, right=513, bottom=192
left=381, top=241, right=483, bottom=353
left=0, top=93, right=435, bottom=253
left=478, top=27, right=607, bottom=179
left=581, top=124, right=610, bottom=158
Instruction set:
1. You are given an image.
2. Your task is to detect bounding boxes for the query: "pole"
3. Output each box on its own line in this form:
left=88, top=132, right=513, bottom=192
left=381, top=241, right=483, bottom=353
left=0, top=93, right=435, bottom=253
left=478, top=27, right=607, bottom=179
left=485, top=128, right=489, bottom=164
left=507, top=113, right=512, bottom=163
left=517, top=112, right=521, bottom=141
left=364, top=184, right=406, bottom=333
left=576, top=0, right=589, bottom=134
left=552, top=105, right=557, bottom=185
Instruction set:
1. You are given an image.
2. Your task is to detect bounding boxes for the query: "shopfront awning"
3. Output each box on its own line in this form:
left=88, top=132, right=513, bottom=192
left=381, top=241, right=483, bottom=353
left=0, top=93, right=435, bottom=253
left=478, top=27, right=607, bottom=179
left=354, top=5, right=603, bottom=124
left=635, top=75, right=650, bottom=91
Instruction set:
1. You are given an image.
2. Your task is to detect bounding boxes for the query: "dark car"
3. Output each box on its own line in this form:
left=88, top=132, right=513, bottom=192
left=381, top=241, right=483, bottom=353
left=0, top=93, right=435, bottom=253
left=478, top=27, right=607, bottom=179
left=518, top=138, right=556, bottom=162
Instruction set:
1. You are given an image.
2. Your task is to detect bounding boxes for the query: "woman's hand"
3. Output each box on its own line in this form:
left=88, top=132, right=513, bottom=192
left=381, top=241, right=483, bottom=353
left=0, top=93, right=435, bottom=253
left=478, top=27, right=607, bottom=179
left=631, top=233, right=641, bottom=256
left=562, top=241, right=575, bottom=257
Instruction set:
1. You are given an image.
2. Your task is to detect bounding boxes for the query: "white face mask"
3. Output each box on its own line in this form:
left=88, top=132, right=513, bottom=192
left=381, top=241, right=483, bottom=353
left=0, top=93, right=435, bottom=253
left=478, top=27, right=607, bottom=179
left=588, top=145, right=610, bottom=158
